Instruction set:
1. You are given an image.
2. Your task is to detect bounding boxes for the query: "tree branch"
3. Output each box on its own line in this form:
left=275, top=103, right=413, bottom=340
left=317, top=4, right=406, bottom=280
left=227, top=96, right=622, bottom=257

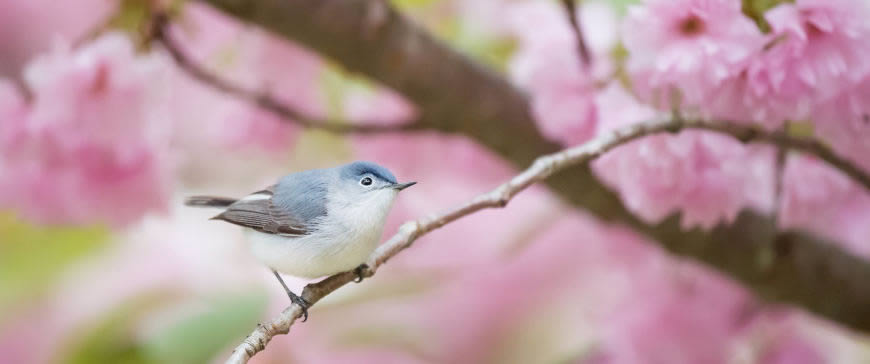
left=559, top=0, right=592, bottom=67
left=150, top=13, right=419, bottom=134
left=225, top=118, right=870, bottom=363
left=682, top=121, right=870, bottom=191
left=199, top=0, right=870, bottom=337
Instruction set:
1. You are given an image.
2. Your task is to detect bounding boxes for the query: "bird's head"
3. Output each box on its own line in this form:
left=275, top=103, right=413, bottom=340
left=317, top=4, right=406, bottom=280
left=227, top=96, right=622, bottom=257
left=338, top=161, right=416, bottom=194
left=329, top=161, right=415, bottom=222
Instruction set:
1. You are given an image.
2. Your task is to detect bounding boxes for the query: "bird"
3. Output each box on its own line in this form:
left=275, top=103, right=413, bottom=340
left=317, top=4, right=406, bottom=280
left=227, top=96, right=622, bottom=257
left=185, top=161, right=416, bottom=321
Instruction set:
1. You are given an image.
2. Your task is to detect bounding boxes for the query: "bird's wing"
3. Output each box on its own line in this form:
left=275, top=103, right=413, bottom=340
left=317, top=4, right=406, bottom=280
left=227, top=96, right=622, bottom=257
left=211, top=172, right=329, bottom=237
left=212, top=186, right=311, bottom=236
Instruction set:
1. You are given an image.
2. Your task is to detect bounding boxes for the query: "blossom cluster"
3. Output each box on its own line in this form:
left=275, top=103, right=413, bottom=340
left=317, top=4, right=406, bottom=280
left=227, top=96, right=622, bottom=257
left=0, top=34, right=172, bottom=226
left=511, top=0, right=870, bottom=231
left=626, top=0, right=870, bottom=129
left=0, top=4, right=326, bottom=227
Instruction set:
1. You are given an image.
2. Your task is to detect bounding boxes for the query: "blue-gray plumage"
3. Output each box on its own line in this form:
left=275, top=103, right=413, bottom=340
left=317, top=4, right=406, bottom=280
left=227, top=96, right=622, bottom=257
left=271, top=169, right=330, bottom=226
left=340, top=161, right=397, bottom=184
left=184, top=161, right=415, bottom=321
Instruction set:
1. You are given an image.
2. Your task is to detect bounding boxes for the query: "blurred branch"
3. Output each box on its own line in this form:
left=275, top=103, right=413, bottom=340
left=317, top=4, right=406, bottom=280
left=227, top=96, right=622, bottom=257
left=559, top=0, right=592, bottom=67
left=226, top=118, right=870, bottom=363
left=150, top=13, right=420, bottom=134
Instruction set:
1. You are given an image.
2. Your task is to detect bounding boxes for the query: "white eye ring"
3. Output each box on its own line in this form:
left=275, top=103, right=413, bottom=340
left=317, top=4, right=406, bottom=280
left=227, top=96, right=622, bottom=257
left=360, top=177, right=373, bottom=186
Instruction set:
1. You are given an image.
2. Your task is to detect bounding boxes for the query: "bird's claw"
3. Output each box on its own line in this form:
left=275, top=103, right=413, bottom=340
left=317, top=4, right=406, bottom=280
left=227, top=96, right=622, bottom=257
left=288, top=293, right=311, bottom=322
left=353, top=264, right=369, bottom=283
left=272, top=269, right=311, bottom=322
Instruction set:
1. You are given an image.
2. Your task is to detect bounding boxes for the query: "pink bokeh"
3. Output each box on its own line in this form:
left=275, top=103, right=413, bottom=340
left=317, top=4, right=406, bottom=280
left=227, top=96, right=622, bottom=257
left=1, top=0, right=869, bottom=363
left=0, top=33, right=172, bottom=226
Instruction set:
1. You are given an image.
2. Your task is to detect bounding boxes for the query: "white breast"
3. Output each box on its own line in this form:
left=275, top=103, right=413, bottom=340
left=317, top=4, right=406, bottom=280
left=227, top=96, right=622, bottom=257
left=245, top=189, right=398, bottom=278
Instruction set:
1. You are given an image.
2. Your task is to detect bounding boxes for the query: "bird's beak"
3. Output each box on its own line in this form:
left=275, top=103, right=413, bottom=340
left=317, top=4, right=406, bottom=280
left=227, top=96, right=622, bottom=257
left=392, top=181, right=417, bottom=191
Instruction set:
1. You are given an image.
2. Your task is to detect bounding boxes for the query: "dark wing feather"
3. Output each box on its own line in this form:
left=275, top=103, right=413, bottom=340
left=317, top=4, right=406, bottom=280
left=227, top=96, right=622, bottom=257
left=185, top=196, right=237, bottom=208
left=212, top=187, right=310, bottom=236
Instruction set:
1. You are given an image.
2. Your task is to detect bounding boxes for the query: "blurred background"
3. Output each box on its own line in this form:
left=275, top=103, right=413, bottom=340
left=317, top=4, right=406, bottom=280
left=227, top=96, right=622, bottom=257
left=2, top=0, right=870, bottom=363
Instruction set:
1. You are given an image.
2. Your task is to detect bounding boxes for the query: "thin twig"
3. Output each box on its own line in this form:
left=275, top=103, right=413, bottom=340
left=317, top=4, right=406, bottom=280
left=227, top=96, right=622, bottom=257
left=560, top=0, right=592, bottom=67
left=688, top=121, right=870, bottom=191
left=150, top=13, right=419, bottom=134
left=771, top=123, right=789, bottom=224
left=224, top=117, right=870, bottom=363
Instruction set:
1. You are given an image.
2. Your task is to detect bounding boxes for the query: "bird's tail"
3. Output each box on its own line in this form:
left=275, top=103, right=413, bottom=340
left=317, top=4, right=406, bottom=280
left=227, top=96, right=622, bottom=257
left=184, top=196, right=237, bottom=208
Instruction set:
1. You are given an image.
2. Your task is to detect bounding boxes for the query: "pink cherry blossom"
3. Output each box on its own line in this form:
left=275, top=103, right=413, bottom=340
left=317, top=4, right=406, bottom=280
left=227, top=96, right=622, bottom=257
left=597, top=263, right=751, bottom=364
left=0, top=79, right=27, bottom=138
left=167, top=3, right=324, bottom=153
left=697, top=68, right=794, bottom=129
left=764, top=0, right=870, bottom=100
left=757, top=329, right=826, bottom=364
left=623, top=0, right=764, bottom=108
left=812, top=75, right=870, bottom=173
left=701, top=0, right=870, bottom=127
left=0, top=33, right=172, bottom=226
left=593, top=131, right=775, bottom=229
left=506, top=1, right=618, bottom=146
left=780, top=154, right=870, bottom=258
left=529, top=87, right=599, bottom=146
left=507, top=1, right=616, bottom=89
left=0, top=0, right=114, bottom=77
left=594, top=82, right=659, bottom=135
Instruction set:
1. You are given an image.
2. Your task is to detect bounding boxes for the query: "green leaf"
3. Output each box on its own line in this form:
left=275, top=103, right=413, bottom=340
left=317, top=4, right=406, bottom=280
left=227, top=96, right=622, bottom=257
left=142, top=293, right=268, bottom=364
left=742, top=0, right=794, bottom=33
left=0, top=213, right=109, bottom=318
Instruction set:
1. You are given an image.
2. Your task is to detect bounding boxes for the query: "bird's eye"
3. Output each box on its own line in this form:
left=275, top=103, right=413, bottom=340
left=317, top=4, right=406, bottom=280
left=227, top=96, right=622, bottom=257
left=360, top=177, right=373, bottom=186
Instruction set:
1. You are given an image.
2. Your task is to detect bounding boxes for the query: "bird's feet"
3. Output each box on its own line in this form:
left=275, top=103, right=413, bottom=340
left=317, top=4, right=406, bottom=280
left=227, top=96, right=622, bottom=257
left=286, top=291, right=311, bottom=322
left=271, top=269, right=311, bottom=322
left=353, top=264, right=369, bottom=283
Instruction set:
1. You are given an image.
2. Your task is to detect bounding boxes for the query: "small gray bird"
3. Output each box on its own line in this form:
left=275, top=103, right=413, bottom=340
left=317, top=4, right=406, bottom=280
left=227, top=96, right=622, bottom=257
left=185, top=161, right=415, bottom=320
